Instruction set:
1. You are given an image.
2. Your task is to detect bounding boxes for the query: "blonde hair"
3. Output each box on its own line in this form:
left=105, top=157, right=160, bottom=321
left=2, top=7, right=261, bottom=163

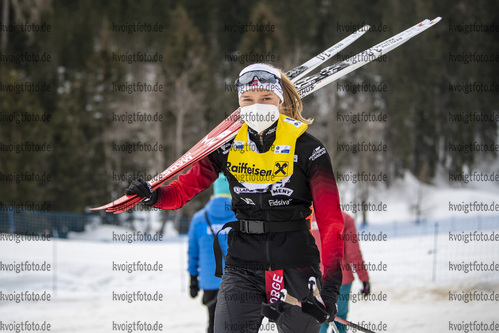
left=278, top=69, right=313, bottom=125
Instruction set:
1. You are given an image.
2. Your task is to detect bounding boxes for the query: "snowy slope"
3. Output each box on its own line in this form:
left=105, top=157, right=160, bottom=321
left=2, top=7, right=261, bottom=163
left=1, top=227, right=498, bottom=333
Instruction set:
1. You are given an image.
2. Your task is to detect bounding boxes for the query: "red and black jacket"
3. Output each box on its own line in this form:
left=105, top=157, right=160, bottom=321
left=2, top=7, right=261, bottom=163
left=151, top=122, right=344, bottom=303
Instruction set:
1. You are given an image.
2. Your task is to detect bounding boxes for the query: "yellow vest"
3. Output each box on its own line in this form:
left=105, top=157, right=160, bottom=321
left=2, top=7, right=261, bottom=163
left=227, top=114, right=307, bottom=187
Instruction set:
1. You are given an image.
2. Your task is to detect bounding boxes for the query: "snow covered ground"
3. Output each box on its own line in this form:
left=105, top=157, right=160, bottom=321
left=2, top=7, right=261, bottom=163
left=1, top=222, right=498, bottom=333
left=1, top=170, right=498, bottom=332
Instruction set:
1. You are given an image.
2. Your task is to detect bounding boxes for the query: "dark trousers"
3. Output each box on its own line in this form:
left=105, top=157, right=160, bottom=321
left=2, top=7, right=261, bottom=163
left=214, top=265, right=322, bottom=333
left=203, top=290, right=219, bottom=333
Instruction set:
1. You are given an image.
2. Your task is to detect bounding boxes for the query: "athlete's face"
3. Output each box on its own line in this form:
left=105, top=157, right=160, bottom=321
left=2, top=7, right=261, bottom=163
left=239, top=89, right=282, bottom=110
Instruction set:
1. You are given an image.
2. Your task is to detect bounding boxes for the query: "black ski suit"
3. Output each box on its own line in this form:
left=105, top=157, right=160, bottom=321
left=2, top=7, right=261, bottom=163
left=151, top=121, right=344, bottom=332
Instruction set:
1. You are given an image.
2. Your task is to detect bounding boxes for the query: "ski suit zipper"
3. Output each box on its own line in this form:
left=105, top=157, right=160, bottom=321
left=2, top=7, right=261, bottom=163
left=256, top=132, right=272, bottom=270
left=266, top=240, right=272, bottom=271
left=256, top=185, right=273, bottom=271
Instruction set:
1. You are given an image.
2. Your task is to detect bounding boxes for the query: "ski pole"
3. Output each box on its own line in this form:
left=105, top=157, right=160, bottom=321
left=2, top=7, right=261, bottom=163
left=330, top=322, right=340, bottom=333
left=279, top=284, right=377, bottom=333
left=334, top=317, right=376, bottom=333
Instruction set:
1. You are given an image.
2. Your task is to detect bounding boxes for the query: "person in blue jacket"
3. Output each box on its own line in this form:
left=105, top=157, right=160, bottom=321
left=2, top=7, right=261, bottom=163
left=187, top=173, right=233, bottom=333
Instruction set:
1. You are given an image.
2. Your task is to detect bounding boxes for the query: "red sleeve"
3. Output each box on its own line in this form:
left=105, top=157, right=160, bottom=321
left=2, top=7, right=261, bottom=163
left=152, top=156, right=220, bottom=210
left=342, top=212, right=369, bottom=282
left=308, top=151, right=344, bottom=283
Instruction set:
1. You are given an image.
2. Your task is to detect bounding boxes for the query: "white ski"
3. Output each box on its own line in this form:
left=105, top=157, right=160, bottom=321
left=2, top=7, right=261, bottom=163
left=286, top=25, right=370, bottom=81
left=294, top=17, right=441, bottom=98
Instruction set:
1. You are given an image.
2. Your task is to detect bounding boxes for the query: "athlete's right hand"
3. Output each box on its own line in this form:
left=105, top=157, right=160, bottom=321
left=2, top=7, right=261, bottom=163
left=125, top=179, right=157, bottom=205
left=125, top=179, right=152, bottom=198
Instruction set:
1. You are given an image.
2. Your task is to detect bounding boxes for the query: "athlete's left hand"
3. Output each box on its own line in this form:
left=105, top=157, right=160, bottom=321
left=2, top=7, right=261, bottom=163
left=323, top=300, right=337, bottom=322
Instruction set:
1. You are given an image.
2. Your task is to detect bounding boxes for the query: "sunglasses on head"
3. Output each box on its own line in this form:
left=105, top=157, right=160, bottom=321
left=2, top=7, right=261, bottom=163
left=235, top=70, right=280, bottom=87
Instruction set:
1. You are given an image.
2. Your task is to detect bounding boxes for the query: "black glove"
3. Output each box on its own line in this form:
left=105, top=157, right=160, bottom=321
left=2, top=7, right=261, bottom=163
left=324, top=302, right=338, bottom=323
left=261, top=299, right=285, bottom=322
left=189, top=275, right=199, bottom=298
left=322, top=298, right=337, bottom=323
left=361, top=281, right=371, bottom=296
left=125, top=178, right=157, bottom=205
left=319, top=267, right=342, bottom=322
left=320, top=282, right=339, bottom=323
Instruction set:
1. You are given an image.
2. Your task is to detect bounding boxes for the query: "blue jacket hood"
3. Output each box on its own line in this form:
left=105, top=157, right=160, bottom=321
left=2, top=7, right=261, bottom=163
left=205, top=196, right=234, bottom=221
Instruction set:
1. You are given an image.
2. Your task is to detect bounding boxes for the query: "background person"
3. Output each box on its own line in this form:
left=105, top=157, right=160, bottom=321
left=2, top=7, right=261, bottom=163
left=187, top=174, right=233, bottom=333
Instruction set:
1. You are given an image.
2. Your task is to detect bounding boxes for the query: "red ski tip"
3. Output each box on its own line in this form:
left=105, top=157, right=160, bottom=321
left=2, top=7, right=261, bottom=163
left=90, top=195, right=137, bottom=211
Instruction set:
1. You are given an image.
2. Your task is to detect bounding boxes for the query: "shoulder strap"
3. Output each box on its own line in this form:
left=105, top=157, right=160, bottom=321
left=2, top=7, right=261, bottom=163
left=206, top=210, right=227, bottom=270
left=204, top=211, right=217, bottom=236
left=213, top=221, right=237, bottom=277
